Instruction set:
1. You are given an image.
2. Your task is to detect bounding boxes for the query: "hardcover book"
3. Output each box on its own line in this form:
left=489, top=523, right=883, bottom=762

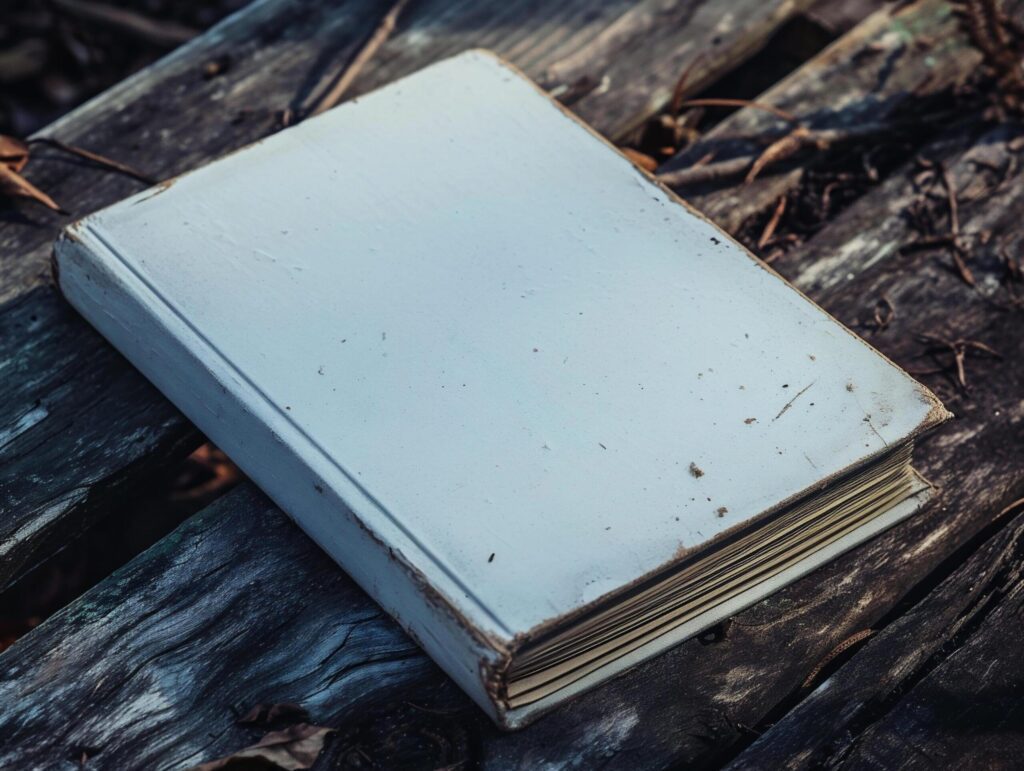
left=54, top=50, right=950, bottom=729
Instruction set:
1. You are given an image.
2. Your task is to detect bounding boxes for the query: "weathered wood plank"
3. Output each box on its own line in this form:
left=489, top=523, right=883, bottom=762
left=3, top=4, right=1022, bottom=763
left=727, top=508, right=1024, bottom=769
left=0, top=287, right=193, bottom=587
left=0, top=0, right=814, bottom=590
left=665, top=0, right=988, bottom=234
left=829, top=565, right=1024, bottom=770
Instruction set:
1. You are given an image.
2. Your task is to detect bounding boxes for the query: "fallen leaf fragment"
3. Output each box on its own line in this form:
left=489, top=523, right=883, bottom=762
left=0, top=135, right=29, bottom=172
left=238, top=702, right=310, bottom=726
left=0, top=164, right=63, bottom=212
left=189, top=724, right=333, bottom=771
left=621, top=147, right=658, bottom=172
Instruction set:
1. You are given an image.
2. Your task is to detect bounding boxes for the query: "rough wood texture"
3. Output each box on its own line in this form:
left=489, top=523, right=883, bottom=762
left=728, top=505, right=1024, bottom=769
left=0, top=287, right=192, bottom=588
left=665, top=0, right=990, bottom=230
left=0, top=0, right=813, bottom=590
left=3, top=3, right=1023, bottom=767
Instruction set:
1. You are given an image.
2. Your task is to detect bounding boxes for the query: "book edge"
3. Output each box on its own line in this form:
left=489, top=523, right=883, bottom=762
left=53, top=226, right=514, bottom=723
left=501, top=480, right=935, bottom=729
left=463, top=47, right=953, bottom=647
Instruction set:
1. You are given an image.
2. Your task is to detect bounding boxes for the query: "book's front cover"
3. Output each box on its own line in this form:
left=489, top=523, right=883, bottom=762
left=56, top=51, right=946, bottom=725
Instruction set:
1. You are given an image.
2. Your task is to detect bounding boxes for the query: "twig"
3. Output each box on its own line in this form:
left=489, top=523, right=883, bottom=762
left=747, top=126, right=817, bottom=183
left=658, top=156, right=753, bottom=187
left=670, top=53, right=707, bottom=115
left=757, top=195, right=787, bottom=249
left=996, top=495, right=1024, bottom=521
left=801, top=629, right=875, bottom=690
left=676, top=98, right=798, bottom=123
left=951, top=247, right=976, bottom=286
left=52, top=0, right=198, bottom=47
left=915, top=333, right=1003, bottom=389
left=658, top=122, right=905, bottom=189
left=28, top=138, right=156, bottom=185
left=937, top=162, right=976, bottom=285
left=307, top=0, right=412, bottom=118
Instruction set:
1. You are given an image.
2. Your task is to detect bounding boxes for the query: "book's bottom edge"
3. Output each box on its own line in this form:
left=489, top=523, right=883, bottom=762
left=496, top=478, right=933, bottom=730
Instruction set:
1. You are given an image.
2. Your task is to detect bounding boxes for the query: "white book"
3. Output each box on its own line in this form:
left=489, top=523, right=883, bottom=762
left=55, top=50, right=949, bottom=729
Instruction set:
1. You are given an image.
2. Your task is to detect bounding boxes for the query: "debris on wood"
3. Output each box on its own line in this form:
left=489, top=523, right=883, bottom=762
left=958, top=0, right=1024, bottom=119
left=28, top=137, right=156, bottom=184
left=912, top=333, right=1003, bottom=390
left=238, top=703, right=311, bottom=727
left=0, top=132, right=155, bottom=213
left=189, top=724, right=334, bottom=771
left=0, top=160, right=63, bottom=212
left=872, top=296, right=896, bottom=332
left=757, top=194, right=787, bottom=250
left=621, top=147, right=659, bottom=171
left=800, top=628, right=875, bottom=690
left=305, top=0, right=413, bottom=119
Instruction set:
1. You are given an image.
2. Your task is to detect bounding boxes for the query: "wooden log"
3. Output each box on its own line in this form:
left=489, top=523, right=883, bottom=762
left=0, top=0, right=816, bottom=590
left=3, top=10, right=1023, bottom=765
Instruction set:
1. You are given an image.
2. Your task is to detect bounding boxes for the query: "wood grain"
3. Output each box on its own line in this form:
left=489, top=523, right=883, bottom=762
left=728, top=508, right=1024, bottom=769
left=665, top=0, right=990, bottom=233
left=0, top=0, right=813, bottom=591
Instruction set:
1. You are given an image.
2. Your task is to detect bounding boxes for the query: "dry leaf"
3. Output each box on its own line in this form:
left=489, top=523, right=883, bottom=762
left=0, top=135, right=29, bottom=173
left=0, top=164, right=63, bottom=212
left=620, top=147, right=658, bottom=172
left=190, top=724, right=333, bottom=771
left=238, top=703, right=310, bottom=726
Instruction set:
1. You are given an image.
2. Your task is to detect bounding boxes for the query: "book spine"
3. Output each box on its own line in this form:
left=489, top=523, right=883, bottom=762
left=54, top=223, right=514, bottom=726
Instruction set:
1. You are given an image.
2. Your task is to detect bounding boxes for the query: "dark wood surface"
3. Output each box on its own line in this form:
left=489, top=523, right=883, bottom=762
left=1, top=0, right=1023, bottom=769
left=728, top=504, right=1024, bottom=770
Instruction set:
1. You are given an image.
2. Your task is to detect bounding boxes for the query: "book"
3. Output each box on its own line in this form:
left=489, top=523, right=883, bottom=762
left=54, top=50, right=950, bottom=730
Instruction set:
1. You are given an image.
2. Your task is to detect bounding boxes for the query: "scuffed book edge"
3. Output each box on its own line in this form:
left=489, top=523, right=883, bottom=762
left=54, top=224, right=516, bottom=726
left=51, top=49, right=953, bottom=730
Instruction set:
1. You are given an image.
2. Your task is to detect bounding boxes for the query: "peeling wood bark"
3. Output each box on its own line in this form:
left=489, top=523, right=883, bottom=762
left=0, top=0, right=812, bottom=591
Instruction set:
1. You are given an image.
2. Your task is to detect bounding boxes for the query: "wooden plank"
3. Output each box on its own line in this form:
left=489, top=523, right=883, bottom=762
left=0, top=0, right=814, bottom=590
left=3, top=5, right=1022, bottom=767
left=663, top=0, right=988, bottom=233
left=827, top=566, right=1024, bottom=770
left=0, top=287, right=193, bottom=587
left=728, top=507, right=1024, bottom=769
